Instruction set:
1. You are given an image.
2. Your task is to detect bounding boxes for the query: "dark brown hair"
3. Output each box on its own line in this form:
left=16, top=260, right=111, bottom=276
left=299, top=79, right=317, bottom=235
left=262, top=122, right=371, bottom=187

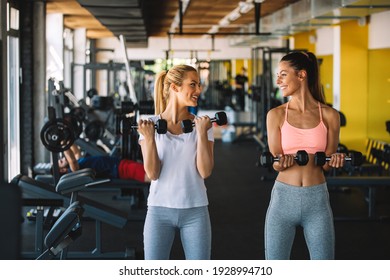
left=280, top=51, right=325, bottom=103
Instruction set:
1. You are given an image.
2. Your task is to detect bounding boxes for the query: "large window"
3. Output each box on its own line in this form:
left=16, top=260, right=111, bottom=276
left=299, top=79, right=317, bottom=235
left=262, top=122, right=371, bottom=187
left=6, top=3, right=20, bottom=181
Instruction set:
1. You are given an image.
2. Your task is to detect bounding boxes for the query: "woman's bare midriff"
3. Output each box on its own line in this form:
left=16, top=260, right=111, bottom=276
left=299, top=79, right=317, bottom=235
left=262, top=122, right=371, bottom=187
left=275, top=154, right=326, bottom=187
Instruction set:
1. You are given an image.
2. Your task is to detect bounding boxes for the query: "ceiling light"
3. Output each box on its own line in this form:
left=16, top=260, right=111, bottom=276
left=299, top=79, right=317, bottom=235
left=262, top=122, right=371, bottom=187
left=239, top=1, right=254, bottom=14
left=228, top=7, right=241, bottom=22
left=219, top=18, right=230, bottom=26
left=209, top=25, right=219, bottom=33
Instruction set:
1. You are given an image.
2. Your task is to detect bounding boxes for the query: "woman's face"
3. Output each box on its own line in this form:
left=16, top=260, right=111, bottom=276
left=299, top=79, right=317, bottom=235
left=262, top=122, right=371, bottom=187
left=276, top=61, right=302, bottom=97
left=175, top=71, right=202, bottom=107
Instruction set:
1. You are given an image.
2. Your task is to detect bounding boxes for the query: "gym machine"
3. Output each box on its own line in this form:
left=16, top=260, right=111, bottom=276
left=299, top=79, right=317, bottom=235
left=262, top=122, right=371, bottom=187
left=16, top=106, right=136, bottom=259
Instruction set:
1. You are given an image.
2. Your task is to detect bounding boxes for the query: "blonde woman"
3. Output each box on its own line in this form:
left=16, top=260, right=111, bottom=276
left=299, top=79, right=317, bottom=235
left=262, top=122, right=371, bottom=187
left=137, top=65, right=214, bottom=260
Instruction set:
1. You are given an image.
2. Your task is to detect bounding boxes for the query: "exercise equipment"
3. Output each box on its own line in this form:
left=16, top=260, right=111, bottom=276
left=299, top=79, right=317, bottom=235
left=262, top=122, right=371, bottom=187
left=63, top=113, right=83, bottom=138
left=259, top=150, right=309, bottom=167
left=70, top=107, right=87, bottom=122
left=84, top=120, right=105, bottom=141
left=326, top=176, right=390, bottom=221
left=36, top=201, right=84, bottom=260
left=181, top=111, right=228, bottom=133
left=91, top=96, right=114, bottom=111
left=137, top=100, right=154, bottom=115
left=40, top=117, right=76, bottom=153
left=126, top=119, right=168, bottom=134
left=13, top=173, right=136, bottom=259
left=314, top=151, right=363, bottom=166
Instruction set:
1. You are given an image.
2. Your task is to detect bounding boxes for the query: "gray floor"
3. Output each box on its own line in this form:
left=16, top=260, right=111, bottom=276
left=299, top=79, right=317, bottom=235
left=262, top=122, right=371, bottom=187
left=20, top=139, right=390, bottom=260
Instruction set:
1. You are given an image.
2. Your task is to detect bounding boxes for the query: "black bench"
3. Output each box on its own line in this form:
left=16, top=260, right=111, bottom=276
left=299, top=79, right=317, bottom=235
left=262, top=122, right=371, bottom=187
left=13, top=174, right=132, bottom=259
left=327, top=176, right=390, bottom=221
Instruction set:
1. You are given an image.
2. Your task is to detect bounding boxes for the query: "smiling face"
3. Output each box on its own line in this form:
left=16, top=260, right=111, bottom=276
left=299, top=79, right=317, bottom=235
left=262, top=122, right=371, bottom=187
left=175, top=70, right=202, bottom=107
left=276, top=61, right=306, bottom=98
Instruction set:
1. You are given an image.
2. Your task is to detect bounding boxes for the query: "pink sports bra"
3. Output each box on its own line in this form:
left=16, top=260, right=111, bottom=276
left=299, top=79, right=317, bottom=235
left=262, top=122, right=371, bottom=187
left=281, top=101, right=327, bottom=155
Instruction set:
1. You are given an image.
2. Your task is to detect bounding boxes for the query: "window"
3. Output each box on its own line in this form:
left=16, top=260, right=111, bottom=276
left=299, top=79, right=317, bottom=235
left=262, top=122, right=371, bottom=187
left=6, top=3, right=20, bottom=181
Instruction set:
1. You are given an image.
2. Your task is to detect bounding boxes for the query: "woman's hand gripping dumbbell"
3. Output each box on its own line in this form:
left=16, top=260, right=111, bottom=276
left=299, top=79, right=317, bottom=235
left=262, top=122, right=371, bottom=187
left=181, top=111, right=228, bottom=133
left=131, top=119, right=168, bottom=134
left=314, top=151, right=363, bottom=167
left=259, top=150, right=309, bottom=167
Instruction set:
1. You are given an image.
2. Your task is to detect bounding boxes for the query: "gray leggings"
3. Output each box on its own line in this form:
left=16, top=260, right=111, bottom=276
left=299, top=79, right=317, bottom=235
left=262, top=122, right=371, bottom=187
left=143, top=206, right=211, bottom=260
left=264, top=181, right=335, bottom=260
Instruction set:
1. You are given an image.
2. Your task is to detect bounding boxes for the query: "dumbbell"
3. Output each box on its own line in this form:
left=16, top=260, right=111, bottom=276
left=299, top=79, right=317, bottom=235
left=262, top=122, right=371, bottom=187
left=314, top=151, right=363, bottom=166
left=181, top=111, right=228, bottom=133
left=259, top=150, right=309, bottom=167
left=130, top=119, right=168, bottom=134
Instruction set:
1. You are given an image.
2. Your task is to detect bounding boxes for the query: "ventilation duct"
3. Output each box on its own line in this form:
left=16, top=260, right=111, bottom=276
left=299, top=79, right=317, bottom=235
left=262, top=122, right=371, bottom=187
left=229, top=0, right=390, bottom=47
left=77, top=0, right=148, bottom=48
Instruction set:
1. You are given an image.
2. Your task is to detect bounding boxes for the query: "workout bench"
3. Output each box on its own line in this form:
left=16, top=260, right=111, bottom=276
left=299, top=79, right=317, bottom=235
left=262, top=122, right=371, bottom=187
left=13, top=174, right=134, bottom=259
left=327, top=176, right=390, bottom=221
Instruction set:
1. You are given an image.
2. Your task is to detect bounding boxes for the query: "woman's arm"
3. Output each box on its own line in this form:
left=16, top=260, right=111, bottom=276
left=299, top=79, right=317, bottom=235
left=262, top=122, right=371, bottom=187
left=63, top=148, right=80, bottom=172
left=266, top=107, right=295, bottom=171
left=138, top=120, right=161, bottom=180
left=195, top=116, right=214, bottom=179
left=70, top=144, right=82, bottom=160
left=323, top=107, right=344, bottom=171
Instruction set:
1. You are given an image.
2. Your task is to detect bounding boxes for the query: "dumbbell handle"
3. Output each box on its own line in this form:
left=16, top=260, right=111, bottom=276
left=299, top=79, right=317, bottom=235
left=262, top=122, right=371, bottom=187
left=182, top=111, right=228, bottom=133
left=131, top=124, right=158, bottom=129
left=271, top=154, right=306, bottom=163
left=314, top=151, right=363, bottom=166
left=191, top=112, right=227, bottom=125
left=260, top=150, right=309, bottom=167
left=129, top=119, right=167, bottom=134
left=187, top=117, right=223, bottom=127
left=323, top=155, right=355, bottom=161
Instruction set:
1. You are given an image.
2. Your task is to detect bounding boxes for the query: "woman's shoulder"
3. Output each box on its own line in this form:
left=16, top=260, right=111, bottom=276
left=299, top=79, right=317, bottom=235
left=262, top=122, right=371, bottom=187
left=267, top=103, right=287, bottom=119
left=321, top=103, right=340, bottom=118
left=320, top=103, right=342, bottom=127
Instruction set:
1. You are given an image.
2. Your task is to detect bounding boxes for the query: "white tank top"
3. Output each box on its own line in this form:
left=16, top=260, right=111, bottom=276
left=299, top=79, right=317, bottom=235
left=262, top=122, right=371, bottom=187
left=139, top=115, right=214, bottom=208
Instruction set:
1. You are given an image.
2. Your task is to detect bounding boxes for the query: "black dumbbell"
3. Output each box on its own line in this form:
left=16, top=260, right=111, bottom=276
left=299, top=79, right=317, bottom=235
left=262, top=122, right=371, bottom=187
left=129, top=119, right=168, bottom=134
left=314, top=151, right=363, bottom=166
left=259, top=150, right=309, bottom=167
left=181, top=111, right=228, bottom=133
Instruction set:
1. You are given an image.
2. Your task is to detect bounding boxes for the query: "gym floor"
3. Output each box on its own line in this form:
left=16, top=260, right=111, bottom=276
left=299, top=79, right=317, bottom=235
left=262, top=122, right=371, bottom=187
left=21, top=139, right=390, bottom=260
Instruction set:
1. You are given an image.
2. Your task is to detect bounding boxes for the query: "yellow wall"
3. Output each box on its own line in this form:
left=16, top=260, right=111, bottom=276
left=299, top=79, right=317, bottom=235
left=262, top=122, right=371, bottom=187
left=293, top=31, right=316, bottom=53
left=250, top=23, right=389, bottom=154
left=339, top=20, right=369, bottom=152
left=294, top=32, right=335, bottom=101
left=367, top=49, right=390, bottom=142
left=234, top=59, right=253, bottom=86
left=292, top=24, right=388, bottom=153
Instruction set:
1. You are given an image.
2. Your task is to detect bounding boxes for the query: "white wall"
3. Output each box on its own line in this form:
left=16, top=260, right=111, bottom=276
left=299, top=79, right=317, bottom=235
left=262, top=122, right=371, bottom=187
left=369, top=10, right=390, bottom=49
left=315, top=27, right=334, bottom=56
left=314, top=26, right=340, bottom=110
left=97, top=36, right=256, bottom=62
